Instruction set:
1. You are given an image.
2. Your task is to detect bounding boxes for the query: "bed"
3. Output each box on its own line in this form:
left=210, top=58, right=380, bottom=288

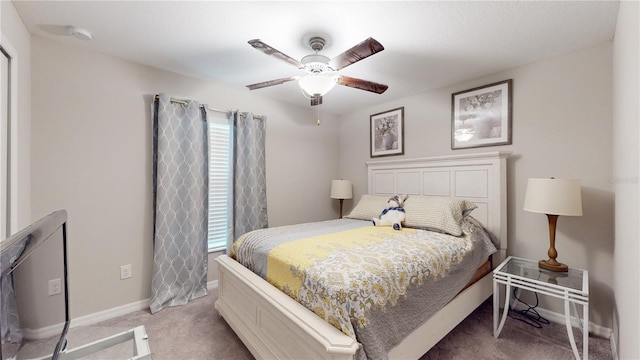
left=215, top=151, right=510, bottom=359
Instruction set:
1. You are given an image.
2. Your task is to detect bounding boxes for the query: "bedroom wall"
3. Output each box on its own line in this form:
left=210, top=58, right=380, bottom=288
left=612, top=1, right=640, bottom=358
left=338, top=42, right=614, bottom=330
left=1, top=0, right=31, bottom=232
left=30, top=36, right=340, bottom=318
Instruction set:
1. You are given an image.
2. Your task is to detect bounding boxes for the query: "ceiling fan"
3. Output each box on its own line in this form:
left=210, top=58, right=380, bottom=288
left=246, top=36, right=388, bottom=106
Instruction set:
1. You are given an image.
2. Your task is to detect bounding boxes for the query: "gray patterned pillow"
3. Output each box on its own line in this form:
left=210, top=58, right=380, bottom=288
left=403, top=196, right=477, bottom=236
left=344, top=194, right=390, bottom=220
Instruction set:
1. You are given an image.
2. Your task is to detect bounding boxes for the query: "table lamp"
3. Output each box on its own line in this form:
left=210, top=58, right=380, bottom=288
left=523, top=178, right=583, bottom=272
left=330, top=179, right=352, bottom=218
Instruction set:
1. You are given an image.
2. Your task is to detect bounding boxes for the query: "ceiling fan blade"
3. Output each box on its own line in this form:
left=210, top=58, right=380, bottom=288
left=248, top=39, right=305, bottom=69
left=337, top=76, right=388, bottom=94
left=329, top=37, right=385, bottom=71
left=246, top=77, right=297, bottom=90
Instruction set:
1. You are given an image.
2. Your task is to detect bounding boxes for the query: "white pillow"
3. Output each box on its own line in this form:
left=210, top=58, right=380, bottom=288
left=403, top=196, right=477, bottom=236
left=344, top=194, right=389, bottom=220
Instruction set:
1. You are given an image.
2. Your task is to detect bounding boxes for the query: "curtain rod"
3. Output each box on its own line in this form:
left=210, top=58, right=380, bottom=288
left=153, top=95, right=264, bottom=120
left=153, top=94, right=229, bottom=114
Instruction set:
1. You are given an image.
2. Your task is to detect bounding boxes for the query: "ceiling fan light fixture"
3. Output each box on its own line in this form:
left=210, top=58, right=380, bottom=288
left=247, top=37, right=387, bottom=101
left=298, top=73, right=337, bottom=97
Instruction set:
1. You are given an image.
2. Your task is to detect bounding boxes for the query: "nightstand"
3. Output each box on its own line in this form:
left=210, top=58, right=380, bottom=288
left=493, top=256, right=589, bottom=359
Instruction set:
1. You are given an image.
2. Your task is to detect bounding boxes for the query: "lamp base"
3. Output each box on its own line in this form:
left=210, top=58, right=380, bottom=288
left=539, top=259, right=568, bottom=272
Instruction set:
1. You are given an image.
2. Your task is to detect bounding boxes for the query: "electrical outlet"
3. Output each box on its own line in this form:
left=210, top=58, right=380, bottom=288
left=48, top=278, right=62, bottom=296
left=120, top=264, right=132, bottom=280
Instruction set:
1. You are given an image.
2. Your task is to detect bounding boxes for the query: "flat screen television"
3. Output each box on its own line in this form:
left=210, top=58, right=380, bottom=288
left=0, top=210, right=69, bottom=360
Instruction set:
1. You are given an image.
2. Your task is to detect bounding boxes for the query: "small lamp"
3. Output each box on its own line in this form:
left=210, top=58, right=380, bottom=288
left=523, top=178, right=583, bottom=272
left=330, top=179, right=353, bottom=219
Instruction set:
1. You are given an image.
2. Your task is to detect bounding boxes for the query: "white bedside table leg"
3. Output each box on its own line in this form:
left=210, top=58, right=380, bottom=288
left=495, top=282, right=510, bottom=338
left=493, top=279, right=498, bottom=337
left=564, top=297, right=580, bottom=359
left=583, top=302, right=589, bottom=360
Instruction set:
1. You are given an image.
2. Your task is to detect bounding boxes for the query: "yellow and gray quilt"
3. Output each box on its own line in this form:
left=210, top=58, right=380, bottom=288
left=231, top=217, right=497, bottom=359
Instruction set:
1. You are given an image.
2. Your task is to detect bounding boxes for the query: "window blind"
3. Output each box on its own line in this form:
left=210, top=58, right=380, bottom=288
left=208, top=116, right=230, bottom=252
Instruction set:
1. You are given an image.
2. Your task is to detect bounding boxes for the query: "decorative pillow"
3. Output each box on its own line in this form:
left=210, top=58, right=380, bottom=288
left=402, top=196, right=477, bottom=236
left=344, top=194, right=390, bottom=221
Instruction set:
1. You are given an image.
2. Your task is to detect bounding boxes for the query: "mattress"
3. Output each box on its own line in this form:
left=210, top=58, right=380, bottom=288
left=231, top=216, right=497, bottom=359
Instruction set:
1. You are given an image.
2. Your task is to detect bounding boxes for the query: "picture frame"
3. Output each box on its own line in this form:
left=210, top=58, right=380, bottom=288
left=451, top=79, right=512, bottom=149
left=370, top=107, right=404, bottom=158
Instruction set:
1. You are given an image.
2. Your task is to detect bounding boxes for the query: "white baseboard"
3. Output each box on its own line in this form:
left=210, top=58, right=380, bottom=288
left=207, top=280, right=219, bottom=290
left=24, top=282, right=220, bottom=341
left=23, top=298, right=150, bottom=340
left=72, top=282, right=219, bottom=329
left=512, top=303, right=612, bottom=338
left=22, top=323, right=66, bottom=341
left=71, top=298, right=151, bottom=329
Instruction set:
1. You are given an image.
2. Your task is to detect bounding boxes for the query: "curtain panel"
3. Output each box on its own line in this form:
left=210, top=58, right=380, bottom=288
left=150, top=94, right=208, bottom=314
left=227, top=112, right=268, bottom=250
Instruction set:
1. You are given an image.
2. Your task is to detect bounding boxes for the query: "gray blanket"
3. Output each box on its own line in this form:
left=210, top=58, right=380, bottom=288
left=232, top=217, right=497, bottom=359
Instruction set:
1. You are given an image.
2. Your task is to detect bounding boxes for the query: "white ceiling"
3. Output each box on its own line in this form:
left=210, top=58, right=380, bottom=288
left=13, top=1, right=620, bottom=116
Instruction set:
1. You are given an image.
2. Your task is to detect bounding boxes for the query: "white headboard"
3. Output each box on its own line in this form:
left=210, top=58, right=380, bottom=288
left=366, top=152, right=510, bottom=264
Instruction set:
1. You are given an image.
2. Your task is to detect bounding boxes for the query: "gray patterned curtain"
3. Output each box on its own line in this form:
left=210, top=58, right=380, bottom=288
left=226, top=112, right=268, bottom=250
left=150, top=94, right=208, bottom=314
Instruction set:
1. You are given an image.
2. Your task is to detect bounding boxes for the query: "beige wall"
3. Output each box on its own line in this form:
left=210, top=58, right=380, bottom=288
left=30, top=36, right=340, bottom=318
left=612, top=1, right=640, bottom=358
left=338, top=43, right=614, bottom=329
left=1, top=0, right=31, bottom=231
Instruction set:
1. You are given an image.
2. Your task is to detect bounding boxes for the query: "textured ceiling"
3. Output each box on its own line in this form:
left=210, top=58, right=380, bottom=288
left=13, top=1, right=620, bottom=115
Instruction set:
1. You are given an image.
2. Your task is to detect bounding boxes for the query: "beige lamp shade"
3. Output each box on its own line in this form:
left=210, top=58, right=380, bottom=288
left=524, top=177, right=582, bottom=272
left=331, top=179, right=352, bottom=219
left=330, top=179, right=353, bottom=200
left=523, top=178, right=583, bottom=216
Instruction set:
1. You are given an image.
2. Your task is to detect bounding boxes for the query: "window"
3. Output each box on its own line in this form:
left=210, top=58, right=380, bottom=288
left=207, top=113, right=231, bottom=252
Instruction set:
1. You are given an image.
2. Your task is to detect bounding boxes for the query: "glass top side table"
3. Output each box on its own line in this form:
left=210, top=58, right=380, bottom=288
left=493, top=256, right=589, bottom=359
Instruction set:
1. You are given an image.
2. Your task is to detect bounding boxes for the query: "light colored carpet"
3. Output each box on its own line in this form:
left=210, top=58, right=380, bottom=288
left=419, top=300, right=612, bottom=360
left=29, top=289, right=611, bottom=359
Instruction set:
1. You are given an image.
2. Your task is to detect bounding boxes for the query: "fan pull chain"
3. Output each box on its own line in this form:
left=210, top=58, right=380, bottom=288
left=316, top=104, right=321, bottom=126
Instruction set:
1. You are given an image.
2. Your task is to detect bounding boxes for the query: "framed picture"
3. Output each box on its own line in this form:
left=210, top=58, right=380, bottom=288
left=451, top=79, right=512, bottom=149
left=370, top=107, right=404, bottom=158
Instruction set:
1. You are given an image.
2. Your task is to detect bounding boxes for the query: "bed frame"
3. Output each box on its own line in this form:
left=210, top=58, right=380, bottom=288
left=215, top=151, right=510, bottom=359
